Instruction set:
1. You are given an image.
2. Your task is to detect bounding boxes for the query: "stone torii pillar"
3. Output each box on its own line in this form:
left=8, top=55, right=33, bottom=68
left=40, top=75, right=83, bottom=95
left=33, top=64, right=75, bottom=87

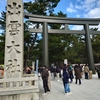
left=84, top=24, right=95, bottom=74
left=4, top=0, right=23, bottom=78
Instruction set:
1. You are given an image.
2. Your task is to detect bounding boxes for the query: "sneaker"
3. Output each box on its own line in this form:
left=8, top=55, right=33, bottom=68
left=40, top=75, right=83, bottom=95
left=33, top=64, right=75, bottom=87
left=42, top=93, right=47, bottom=95
left=65, top=93, right=67, bottom=95
left=65, top=93, right=70, bottom=95
left=69, top=92, right=72, bottom=94
left=47, top=91, right=51, bottom=94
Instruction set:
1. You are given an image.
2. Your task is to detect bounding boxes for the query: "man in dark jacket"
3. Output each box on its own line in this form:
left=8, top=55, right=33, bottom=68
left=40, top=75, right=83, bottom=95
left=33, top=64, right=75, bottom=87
left=96, top=66, right=100, bottom=78
left=62, top=67, right=72, bottom=95
left=50, top=66, right=54, bottom=80
left=41, top=65, right=50, bottom=95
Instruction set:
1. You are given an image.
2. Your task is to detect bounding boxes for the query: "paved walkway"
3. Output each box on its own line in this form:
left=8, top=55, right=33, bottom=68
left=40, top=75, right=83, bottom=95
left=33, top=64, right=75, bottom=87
left=39, top=74, right=100, bottom=100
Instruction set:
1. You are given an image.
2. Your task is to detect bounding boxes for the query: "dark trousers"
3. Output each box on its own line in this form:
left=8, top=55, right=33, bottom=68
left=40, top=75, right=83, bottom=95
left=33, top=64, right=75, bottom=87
left=97, top=72, right=100, bottom=78
left=85, top=72, right=88, bottom=79
left=62, top=78, right=65, bottom=87
left=75, top=79, right=81, bottom=84
left=54, top=72, right=56, bottom=79
left=43, top=79, right=50, bottom=93
left=70, top=74, right=74, bottom=82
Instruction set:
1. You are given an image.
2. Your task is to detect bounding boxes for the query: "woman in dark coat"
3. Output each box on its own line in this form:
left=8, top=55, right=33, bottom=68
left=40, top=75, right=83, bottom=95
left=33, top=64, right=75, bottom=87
left=74, top=65, right=81, bottom=85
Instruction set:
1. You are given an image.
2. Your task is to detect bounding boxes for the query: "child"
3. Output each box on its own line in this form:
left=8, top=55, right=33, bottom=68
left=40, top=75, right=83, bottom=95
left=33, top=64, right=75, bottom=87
left=62, top=67, right=72, bottom=95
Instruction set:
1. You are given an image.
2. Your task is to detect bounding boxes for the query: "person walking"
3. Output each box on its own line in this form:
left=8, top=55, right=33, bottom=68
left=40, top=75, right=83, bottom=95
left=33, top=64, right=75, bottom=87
left=68, top=65, right=74, bottom=83
left=96, top=65, right=100, bottom=79
left=41, top=65, right=50, bottom=95
left=84, top=64, right=89, bottom=79
left=74, top=65, right=81, bottom=85
left=53, top=66, right=57, bottom=79
left=56, top=66, right=60, bottom=81
left=47, top=68, right=51, bottom=91
left=50, top=66, right=54, bottom=80
left=62, top=67, right=72, bottom=95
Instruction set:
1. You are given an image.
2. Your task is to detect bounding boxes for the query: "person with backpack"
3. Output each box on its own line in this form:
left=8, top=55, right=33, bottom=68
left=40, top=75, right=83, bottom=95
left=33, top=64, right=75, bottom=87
left=41, top=65, right=50, bottom=95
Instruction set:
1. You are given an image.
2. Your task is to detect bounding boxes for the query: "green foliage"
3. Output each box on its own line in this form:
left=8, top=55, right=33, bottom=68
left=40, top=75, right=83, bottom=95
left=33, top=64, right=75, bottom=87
left=23, top=0, right=60, bottom=66
left=0, top=11, right=6, bottom=32
left=0, top=1, right=100, bottom=66
left=24, top=0, right=60, bottom=15
left=0, top=11, right=6, bottom=64
left=0, top=35, right=5, bottom=64
left=92, top=33, right=100, bottom=63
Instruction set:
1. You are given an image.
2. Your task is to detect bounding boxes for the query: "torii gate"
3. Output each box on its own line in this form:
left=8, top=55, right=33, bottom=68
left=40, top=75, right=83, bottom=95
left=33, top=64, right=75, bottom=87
left=24, top=13, right=100, bottom=74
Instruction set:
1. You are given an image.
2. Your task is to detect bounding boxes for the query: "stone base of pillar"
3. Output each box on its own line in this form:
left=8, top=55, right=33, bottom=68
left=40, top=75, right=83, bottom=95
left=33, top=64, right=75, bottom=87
left=89, top=70, right=92, bottom=79
left=0, top=92, right=42, bottom=100
left=0, top=75, right=43, bottom=100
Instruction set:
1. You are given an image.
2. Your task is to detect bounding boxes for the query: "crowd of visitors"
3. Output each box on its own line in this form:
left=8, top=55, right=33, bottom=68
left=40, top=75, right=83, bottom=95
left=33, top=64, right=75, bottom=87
left=38, top=64, right=100, bottom=96
left=1, top=63, right=99, bottom=96
left=37, top=64, right=76, bottom=95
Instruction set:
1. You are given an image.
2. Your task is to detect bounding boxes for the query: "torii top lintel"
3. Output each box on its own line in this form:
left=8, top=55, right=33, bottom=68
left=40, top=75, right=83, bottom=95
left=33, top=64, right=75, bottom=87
left=24, top=13, right=100, bottom=25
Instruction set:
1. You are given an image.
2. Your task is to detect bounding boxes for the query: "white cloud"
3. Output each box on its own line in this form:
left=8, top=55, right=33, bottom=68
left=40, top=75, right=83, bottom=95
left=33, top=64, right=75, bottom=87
left=97, top=24, right=100, bottom=31
left=83, top=1, right=96, bottom=12
left=71, top=25, right=83, bottom=30
left=76, top=14, right=80, bottom=18
left=66, top=0, right=100, bottom=30
left=70, top=24, right=100, bottom=31
left=75, top=0, right=97, bottom=12
left=69, top=2, right=74, bottom=8
left=97, top=0, right=100, bottom=7
left=77, top=0, right=81, bottom=2
left=23, top=0, right=33, bottom=2
left=84, top=7, right=100, bottom=18
left=89, top=24, right=100, bottom=31
left=75, top=5, right=82, bottom=10
left=66, top=8, right=77, bottom=13
left=66, top=0, right=100, bottom=19
left=0, top=12, right=1, bottom=17
left=24, top=0, right=29, bottom=2
left=83, top=0, right=96, bottom=5
left=66, top=2, right=77, bottom=13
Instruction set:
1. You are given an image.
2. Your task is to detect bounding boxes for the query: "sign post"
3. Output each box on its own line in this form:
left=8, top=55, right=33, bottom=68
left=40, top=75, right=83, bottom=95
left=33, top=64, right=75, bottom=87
left=36, top=60, right=39, bottom=75
left=64, top=59, right=68, bottom=65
